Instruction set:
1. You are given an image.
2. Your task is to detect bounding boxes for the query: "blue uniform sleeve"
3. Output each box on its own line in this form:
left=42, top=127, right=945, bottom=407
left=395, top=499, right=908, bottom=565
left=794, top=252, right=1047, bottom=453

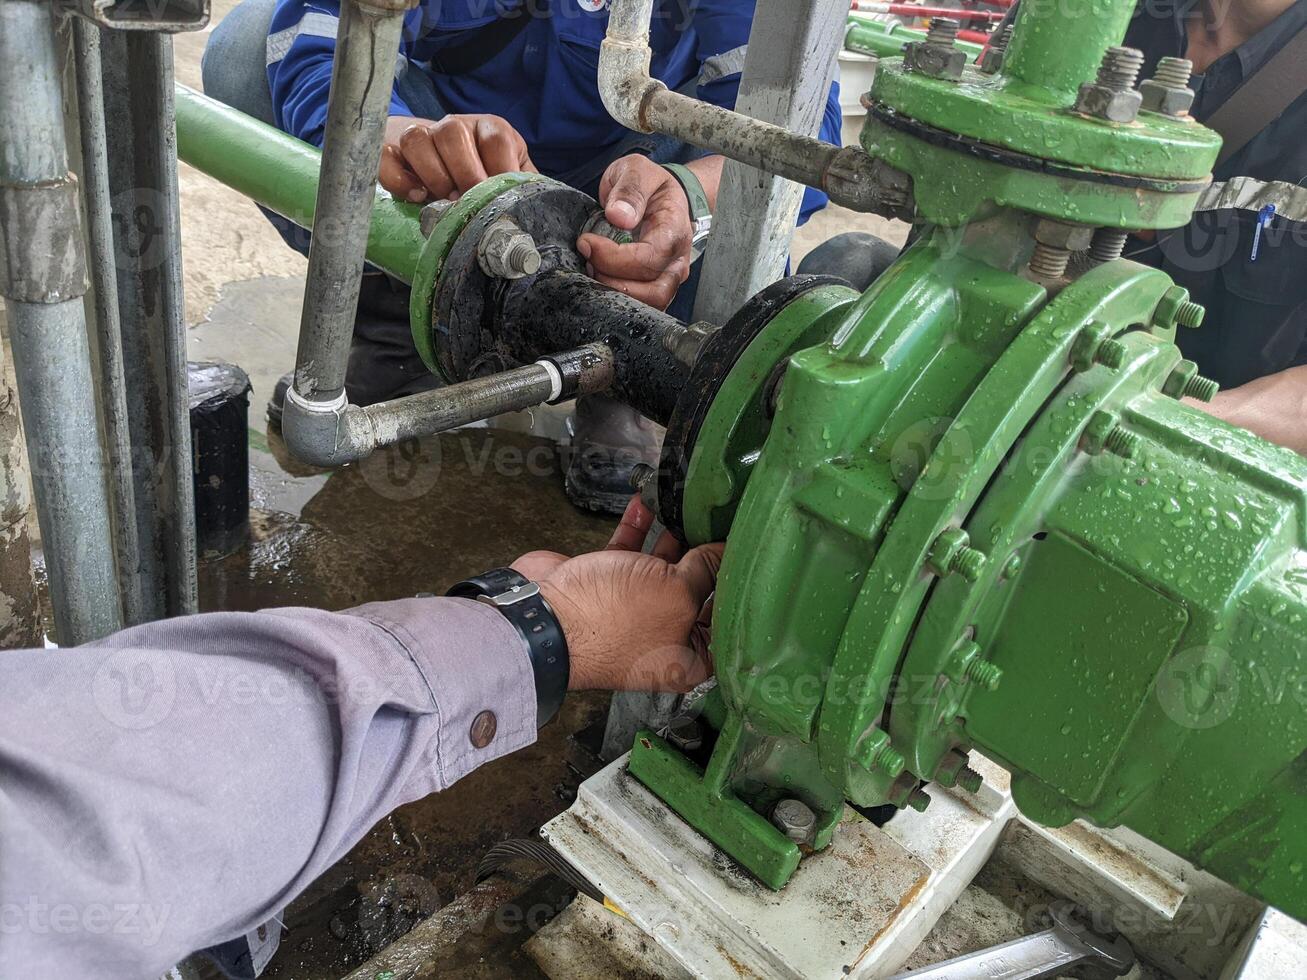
left=688, top=0, right=842, bottom=223
left=267, top=0, right=420, bottom=146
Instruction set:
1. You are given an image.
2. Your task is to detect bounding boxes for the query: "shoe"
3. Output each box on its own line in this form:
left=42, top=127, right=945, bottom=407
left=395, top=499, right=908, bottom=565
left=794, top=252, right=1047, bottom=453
left=565, top=394, right=663, bottom=516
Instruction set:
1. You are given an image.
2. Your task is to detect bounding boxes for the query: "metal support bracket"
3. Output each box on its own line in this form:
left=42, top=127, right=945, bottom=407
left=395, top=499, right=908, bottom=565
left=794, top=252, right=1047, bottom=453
left=59, top=0, right=211, bottom=33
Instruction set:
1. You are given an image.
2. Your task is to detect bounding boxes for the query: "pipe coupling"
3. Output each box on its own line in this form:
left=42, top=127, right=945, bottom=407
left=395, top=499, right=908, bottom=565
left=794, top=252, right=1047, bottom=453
left=281, top=387, right=373, bottom=467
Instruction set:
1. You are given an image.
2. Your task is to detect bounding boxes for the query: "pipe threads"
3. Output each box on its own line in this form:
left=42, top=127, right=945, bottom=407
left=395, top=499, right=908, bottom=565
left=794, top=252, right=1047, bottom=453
left=926, top=17, right=960, bottom=46
left=1096, top=46, right=1145, bottom=92
left=1153, top=56, right=1194, bottom=89
left=1089, top=228, right=1129, bottom=263
left=1029, top=241, right=1071, bottom=280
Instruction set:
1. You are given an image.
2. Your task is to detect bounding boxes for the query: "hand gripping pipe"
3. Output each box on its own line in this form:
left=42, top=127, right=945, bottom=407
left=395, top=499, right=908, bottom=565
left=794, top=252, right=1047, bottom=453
left=599, top=0, right=911, bottom=217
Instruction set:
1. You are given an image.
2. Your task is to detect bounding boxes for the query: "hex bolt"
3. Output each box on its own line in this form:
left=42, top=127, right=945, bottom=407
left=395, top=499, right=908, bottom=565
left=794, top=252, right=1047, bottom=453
left=902, top=17, right=966, bottom=81
left=872, top=741, right=907, bottom=776
left=978, top=23, right=1013, bottom=74
left=1094, top=338, right=1128, bottom=370
left=1089, top=228, right=1129, bottom=263
left=1175, top=300, right=1205, bottom=328
left=1029, top=241, right=1072, bottom=280
left=925, top=17, right=960, bottom=46
left=1184, top=373, right=1221, bottom=403
left=907, top=788, right=932, bottom=812
left=478, top=220, right=543, bottom=280
left=929, top=528, right=988, bottom=582
left=665, top=715, right=703, bottom=752
left=965, top=657, right=1003, bottom=691
left=1104, top=425, right=1141, bottom=459
left=771, top=798, right=817, bottom=844
left=630, top=461, right=656, bottom=492
left=1141, top=57, right=1195, bottom=117
left=1075, top=46, right=1145, bottom=123
left=957, top=766, right=984, bottom=793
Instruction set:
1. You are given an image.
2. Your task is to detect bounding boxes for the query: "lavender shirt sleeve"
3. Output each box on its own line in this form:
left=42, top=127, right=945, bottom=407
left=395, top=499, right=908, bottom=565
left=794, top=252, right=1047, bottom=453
left=0, top=597, right=537, bottom=978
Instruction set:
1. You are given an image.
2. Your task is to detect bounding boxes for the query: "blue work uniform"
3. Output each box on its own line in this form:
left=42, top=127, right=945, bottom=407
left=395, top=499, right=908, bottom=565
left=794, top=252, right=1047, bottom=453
left=265, top=0, right=843, bottom=222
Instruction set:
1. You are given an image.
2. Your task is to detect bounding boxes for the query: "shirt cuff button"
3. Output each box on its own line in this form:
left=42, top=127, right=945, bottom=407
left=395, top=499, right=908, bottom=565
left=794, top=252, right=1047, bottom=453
left=469, top=710, right=498, bottom=748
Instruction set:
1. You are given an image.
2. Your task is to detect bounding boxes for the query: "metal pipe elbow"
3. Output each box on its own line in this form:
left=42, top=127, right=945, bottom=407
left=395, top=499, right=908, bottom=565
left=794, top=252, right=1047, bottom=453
left=598, top=38, right=667, bottom=134
left=280, top=388, right=375, bottom=468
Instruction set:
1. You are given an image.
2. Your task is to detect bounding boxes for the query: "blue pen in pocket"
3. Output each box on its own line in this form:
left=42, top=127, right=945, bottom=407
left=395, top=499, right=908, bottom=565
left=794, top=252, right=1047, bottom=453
left=1251, top=203, right=1276, bottom=262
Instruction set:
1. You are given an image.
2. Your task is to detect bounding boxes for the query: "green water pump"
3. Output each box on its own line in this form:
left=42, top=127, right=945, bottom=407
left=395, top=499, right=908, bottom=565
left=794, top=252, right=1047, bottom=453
left=630, top=0, right=1307, bottom=919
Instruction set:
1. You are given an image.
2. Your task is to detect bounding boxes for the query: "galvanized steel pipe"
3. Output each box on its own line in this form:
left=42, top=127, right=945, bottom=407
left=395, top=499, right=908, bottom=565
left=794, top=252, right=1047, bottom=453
left=0, top=0, right=122, bottom=643
left=599, top=0, right=906, bottom=216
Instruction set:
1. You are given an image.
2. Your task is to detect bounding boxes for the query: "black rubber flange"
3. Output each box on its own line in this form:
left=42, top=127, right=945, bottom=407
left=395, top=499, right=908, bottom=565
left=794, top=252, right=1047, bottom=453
left=657, top=274, right=849, bottom=540
left=434, top=181, right=597, bottom=382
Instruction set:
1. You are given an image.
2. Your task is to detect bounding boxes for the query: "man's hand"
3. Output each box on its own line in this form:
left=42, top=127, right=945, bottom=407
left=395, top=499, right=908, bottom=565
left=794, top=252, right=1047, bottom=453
left=577, top=154, right=696, bottom=310
left=379, top=114, right=536, bottom=204
left=512, top=498, right=723, bottom=693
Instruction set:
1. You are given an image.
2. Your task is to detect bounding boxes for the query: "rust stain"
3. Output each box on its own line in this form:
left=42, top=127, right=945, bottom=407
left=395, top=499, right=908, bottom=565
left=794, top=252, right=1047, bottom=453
left=852, top=871, right=933, bottom=969
left=716, top=943, right=766, bottom=980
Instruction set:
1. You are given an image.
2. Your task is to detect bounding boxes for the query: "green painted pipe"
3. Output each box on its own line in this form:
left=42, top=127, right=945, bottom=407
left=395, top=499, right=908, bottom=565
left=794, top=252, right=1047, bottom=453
left=173, top=84, right=426, bottom=284
left=844, top=18, right=982, bottom=61
left=1002, top=0, right=1133, bottom=103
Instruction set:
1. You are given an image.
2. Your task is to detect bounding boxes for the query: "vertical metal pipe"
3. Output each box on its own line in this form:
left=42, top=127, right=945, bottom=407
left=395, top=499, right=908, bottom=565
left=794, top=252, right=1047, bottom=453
left=0, top=358, right=41, bottom=649
left=692, top=0, right=848, bottom=325
left=0, top=0, right=122, bottom=643
left=71, top=19, right=147, bottom=626
left=101, top=32, right=199, bottom=618
left=1002, top=0, right=1134, bottom=103
left=291, top=0, right=413, bottom=405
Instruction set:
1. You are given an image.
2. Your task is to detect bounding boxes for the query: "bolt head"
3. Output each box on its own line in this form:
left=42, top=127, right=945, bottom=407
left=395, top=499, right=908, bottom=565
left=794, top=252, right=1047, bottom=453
left=902, top=42, right=966, bottom=80
left=1075, top=83, right=1143, bottom=123
left=771, top=799, right=817, bottom=844
left=978, top=47, right=1005, bottom=74
left=665, top=715, right=703, bottom=752
left=419, top=200, right=455, bottom=237
left=1139, top=79, right=1195, bottom=117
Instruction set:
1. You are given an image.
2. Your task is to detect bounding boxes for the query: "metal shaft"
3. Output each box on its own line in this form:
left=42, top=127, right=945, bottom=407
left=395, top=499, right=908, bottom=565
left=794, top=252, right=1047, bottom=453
left=293, top=0, right=413, bottom=404
left=1002, top=0, right=1135, bottom=102
left=72, top=19, right=146, bottom=626
left=101, top=31, right=199, bottom=619
left=0, top=0, right=122, bottom=643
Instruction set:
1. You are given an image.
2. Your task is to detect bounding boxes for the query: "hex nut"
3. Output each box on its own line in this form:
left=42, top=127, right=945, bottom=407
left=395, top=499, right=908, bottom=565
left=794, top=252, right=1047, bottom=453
left=978, top=46, right=1005, bottom=74
left=1139, top=79, right=1195, bottom=117
left=1034, top=219, right=1094, bottom=251
left=902, top=42, right=966, bottom=81
left=478, top=224, right=542, bottom=279
left=665, top=715, right=703, bottom=752
left=1075, top=83, right=1143, bottom=123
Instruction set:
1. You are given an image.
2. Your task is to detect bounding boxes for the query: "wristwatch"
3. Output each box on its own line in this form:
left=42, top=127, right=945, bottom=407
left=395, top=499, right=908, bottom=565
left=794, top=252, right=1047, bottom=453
left=662, top=163, right=714, bottom=261
left=447, top=568, right=569, bottom=727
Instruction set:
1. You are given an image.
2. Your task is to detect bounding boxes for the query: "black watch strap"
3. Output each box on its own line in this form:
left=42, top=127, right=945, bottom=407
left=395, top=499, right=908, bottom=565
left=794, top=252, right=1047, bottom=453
left=447, top=569, right=569, bottom=727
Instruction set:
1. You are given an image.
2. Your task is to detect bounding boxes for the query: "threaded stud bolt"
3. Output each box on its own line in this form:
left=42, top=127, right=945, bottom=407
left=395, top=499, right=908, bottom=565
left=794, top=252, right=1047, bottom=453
left=957, top=766, right=984, bottom=793
left=1183, top=373, right=1220, bottom=403
left=949, top=546, right=988, bottom=583
left=1029, top=241, right=1071, bottom=280
left=1176, top=300, right=1205, bottom=328
left=979, top=23, right=1014, bottom=74
left=908, top=788, right=932, bottom=812
left=1097, top=46, right=1145, bottom=92
left=926, top=17, right=960, bottom=45
left=1089, top=228, right=1129, bottom=263
left=1095, top=338, right=1128, bottom=370
left=1154, top=56, right=1193, bottom=89
left=872, top=742, right=906, bottom=776
left=965, top=658, right=1003, bottom=691
left=1104, top=425, right=1140, bottom=459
